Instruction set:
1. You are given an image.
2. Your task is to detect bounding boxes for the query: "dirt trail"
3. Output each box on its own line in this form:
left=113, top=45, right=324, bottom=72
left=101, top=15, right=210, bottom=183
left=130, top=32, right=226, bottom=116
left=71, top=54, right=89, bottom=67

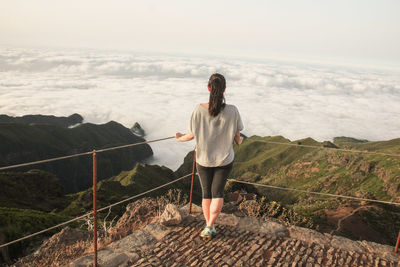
left=329, top=205, right=374, bottom=235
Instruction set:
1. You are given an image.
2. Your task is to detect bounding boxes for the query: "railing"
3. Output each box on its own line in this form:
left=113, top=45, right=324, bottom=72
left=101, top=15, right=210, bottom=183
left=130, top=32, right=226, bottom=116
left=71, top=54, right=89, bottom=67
left=0, top=136, right=399, bottom=266
left=0, top=136, right=197, bottom=267
left=227, top=138, right=400, bottom=254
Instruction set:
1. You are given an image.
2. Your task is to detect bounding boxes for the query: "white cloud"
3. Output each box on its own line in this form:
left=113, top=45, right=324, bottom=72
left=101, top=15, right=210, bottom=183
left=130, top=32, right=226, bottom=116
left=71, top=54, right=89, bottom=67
left=0, top=47, right=400, bottom=169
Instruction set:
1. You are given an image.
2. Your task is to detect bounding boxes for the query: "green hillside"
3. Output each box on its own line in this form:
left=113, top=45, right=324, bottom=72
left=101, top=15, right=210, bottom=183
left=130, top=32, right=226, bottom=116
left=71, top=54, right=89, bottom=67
left=230, top=136, right=400, bottom=245
left=174, top=135, right=400, bottom=244
left=61, top=163, right=186, bottom=217
left=0, top=170, right=70, bottom=212
left=0, top=163, right=183, bottom=263
left=0, top=207, right=72, bottom=263
left=0, top=120, right=153, bottom=192
left=232, top=136, right=400, bottom=202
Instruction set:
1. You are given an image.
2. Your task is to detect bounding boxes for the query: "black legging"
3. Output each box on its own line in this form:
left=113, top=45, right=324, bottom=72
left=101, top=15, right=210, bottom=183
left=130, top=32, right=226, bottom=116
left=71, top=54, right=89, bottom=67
left=196, top=161, right=233, bottom=199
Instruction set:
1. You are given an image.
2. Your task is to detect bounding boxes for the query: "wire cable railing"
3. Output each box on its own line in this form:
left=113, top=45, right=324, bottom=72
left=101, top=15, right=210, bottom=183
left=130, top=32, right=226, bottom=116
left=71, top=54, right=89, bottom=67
left=252, top=139, right=400, bottom=158
left=0, top=136, right=175, bottom=172
left=227, top=179, right=400, bottom=206
left=0, top=135, right=184, bottom=267
left=228, top=138, right=400, bottom=253
left=0, top=172, right=192, bottom=249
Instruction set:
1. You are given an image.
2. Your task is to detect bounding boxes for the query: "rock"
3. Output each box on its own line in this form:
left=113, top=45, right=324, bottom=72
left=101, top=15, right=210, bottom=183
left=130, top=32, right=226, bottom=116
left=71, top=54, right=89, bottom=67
left=100, top=252, right=129, bottom=267
left=159, top=204, right=184, bottom=226
left=236, top=217, right=286, bottom=237
left=33, top=227, right=90, bottom=257
left=109, top=229, right=156, bottom=253
left=288, top=226, right=331, bottom=247
left=67, top=254, right=93, bottom=267
left=130, top=122, right=145, bottom=137
left=329, top=235, right=365, bottom=253
left=179, top=203, right=202, bottom=215
left=260, top=220, right=287, bottom=236
left=360, top=240, right=399, bottom=262
left=68, top=250, right=114, bottom=267
left=216, top=213, right=240, bottom=227
left=144, top=222, right=172, bottom=240
left=109, top=198, right=159, bottom=237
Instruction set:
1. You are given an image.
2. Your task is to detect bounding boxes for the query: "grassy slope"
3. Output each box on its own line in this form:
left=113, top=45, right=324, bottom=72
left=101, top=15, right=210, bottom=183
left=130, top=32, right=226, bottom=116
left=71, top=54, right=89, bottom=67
left=0, top=121, right=153, bottom=193
left=230, top=136, right=400, bottom=244
left=0, top=170, right=70, bottom=212
left=61, top=163, right=183, bottom=217
left=232, top=136, right=400, bottom=200
left=0, top=207, right=71, bottom=262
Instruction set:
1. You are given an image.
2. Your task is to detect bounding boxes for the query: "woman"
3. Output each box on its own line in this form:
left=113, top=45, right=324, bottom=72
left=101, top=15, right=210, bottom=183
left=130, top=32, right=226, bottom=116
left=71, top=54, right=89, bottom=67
left=176, top=73, right=244, bottom=238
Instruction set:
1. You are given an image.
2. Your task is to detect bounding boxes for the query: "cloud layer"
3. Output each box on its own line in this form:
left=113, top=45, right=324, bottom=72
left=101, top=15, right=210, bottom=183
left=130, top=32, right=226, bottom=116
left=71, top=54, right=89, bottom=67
left=1, top=47, right=399, bottom=169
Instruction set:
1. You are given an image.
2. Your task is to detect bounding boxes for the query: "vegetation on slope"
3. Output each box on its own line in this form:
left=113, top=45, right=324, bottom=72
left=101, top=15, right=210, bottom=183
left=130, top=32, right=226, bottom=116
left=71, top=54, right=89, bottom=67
left=0, top=163, right=187, bottom=263
left=229, top=135, right=400, bottom=245
left=0, top=207, right=71, bottom=263
left=0, top=170, right=70, bottom=212
left=0, top=120, right=153, bottom=193
left=61, top=163, right=187, bottom=217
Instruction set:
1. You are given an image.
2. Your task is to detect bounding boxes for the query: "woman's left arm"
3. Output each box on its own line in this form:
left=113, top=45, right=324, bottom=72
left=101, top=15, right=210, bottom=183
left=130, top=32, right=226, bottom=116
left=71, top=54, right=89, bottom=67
left=234, top=131, right=243, bottom=145
left=175, top=132, right=194, bottom=142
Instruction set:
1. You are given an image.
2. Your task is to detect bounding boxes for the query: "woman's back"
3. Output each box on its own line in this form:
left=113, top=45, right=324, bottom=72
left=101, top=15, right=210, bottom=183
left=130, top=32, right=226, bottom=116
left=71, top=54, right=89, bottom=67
left=175, top=73, right=244, bottom=239
left=189, top=103, right=243, bottom=167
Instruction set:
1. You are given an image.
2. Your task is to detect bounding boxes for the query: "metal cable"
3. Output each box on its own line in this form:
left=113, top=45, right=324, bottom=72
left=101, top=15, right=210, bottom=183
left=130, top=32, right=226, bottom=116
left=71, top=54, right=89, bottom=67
left=1, top=136, right=398, bottom=172
left=0, top=151, right=94, bottom=171
left=97, top=173, right=192, bottom=212
left=95, top=136, right=174, bottom=153
left=0, top=136, right=175, bottom=171
left=227, top=179, right=400, bottom=206
left=0, top=173, right=192, bottom=249
left=253, top=140, right=400, bottom=158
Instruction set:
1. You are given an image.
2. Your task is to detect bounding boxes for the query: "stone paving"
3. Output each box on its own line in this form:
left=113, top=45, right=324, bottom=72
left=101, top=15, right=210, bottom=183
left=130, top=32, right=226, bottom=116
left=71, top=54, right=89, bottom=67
left=68, top=204, right=400, bottom=267
left=130, top=217, right=398, bottom=267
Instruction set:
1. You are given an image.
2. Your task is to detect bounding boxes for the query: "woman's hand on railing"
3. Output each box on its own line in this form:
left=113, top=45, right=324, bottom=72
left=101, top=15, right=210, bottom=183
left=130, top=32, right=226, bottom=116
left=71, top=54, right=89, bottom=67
left=175, top=132, right=194, bottom=142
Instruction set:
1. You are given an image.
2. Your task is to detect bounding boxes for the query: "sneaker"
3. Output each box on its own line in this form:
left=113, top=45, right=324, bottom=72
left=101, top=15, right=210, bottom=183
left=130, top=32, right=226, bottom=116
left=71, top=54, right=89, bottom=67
left=209, top=225, right=217, bottom=236
left=200, top=227, right=213, bottom=239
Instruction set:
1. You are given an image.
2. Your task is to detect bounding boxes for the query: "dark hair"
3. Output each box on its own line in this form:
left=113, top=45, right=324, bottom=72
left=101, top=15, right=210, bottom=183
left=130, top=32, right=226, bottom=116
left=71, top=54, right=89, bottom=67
left=208, top=73, right=226, bottom=117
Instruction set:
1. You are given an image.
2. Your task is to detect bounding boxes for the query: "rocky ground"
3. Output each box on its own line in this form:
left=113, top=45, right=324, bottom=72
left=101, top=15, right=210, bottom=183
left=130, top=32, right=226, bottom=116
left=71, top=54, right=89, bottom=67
left=64, top=204, right=399, bottom=267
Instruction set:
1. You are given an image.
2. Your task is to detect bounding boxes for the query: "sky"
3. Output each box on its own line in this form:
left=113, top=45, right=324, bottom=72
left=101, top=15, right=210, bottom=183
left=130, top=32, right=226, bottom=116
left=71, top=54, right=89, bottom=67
left=1, top=0, right=399, bottom=67
left=1, top=1, right=400, bottom=169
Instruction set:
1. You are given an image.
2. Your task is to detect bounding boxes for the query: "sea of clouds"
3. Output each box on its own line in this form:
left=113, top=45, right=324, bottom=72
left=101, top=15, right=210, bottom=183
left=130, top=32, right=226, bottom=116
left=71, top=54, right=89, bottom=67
left=1, top=47, right=399, bottom=170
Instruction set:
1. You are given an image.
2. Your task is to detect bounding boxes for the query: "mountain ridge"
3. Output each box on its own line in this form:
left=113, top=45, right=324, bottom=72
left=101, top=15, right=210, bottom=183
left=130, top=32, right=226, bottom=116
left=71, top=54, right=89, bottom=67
left=0, top=117, right=153, bottom=193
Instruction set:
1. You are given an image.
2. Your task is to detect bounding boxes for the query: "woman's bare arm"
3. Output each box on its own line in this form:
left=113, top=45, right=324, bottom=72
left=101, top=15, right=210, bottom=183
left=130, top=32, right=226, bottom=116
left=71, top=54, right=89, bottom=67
left=234, top=131, right=243, bottom=145
left=175, top=132, right=194, bottom=142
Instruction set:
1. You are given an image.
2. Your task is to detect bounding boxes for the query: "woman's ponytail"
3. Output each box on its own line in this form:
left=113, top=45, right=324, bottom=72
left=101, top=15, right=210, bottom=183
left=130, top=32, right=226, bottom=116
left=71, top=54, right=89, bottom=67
left=208, top=73, right=226, bottom=117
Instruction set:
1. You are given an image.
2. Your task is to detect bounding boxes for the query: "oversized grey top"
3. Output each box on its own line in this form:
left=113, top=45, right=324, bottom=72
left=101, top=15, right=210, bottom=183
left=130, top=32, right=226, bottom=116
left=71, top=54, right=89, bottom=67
left=188, top=104, right=244, bottom=167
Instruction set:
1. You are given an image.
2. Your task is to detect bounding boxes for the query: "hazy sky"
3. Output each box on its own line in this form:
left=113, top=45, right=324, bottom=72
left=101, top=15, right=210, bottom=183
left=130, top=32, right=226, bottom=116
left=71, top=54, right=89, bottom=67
left=1, top=48, right=400, bottom=168
left=1, top=0, right=399, bottom=66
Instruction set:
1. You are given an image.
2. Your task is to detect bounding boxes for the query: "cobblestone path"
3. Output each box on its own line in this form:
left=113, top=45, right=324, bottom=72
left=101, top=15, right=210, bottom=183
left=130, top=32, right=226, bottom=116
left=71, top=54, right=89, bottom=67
left=131, top=217, right=399, bottom=267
